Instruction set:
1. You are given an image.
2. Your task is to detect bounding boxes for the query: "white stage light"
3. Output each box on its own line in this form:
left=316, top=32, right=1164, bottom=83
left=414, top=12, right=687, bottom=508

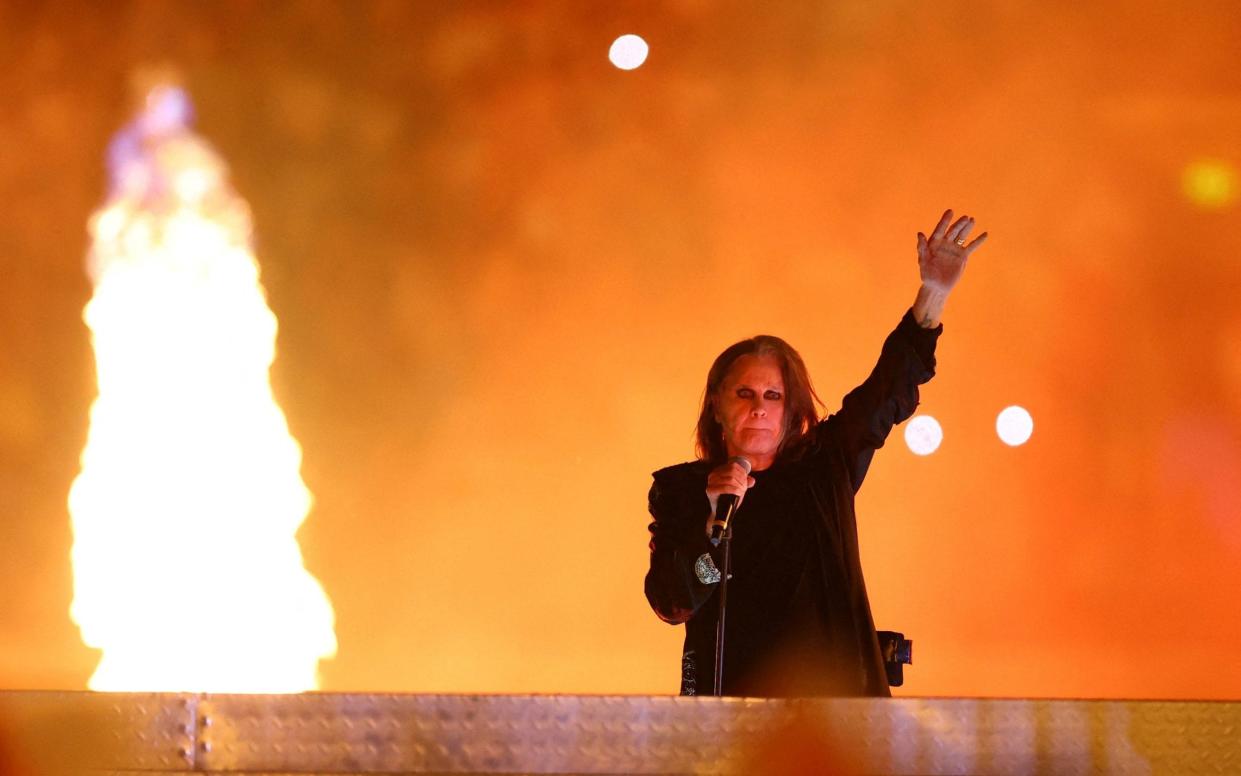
left=609, top=34, right=649, bottom=70
left=996, top=405, right=1034, bottom=446
left=904, top=415, right=943, bottom=456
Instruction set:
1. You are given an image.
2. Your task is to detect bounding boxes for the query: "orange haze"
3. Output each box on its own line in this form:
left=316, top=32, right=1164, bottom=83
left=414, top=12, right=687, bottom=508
left=1, top=1, right=1238, bottom=699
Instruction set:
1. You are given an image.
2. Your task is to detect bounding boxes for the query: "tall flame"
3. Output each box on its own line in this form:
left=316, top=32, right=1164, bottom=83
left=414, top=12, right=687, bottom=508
left=68, top=85, right=336, bottom=692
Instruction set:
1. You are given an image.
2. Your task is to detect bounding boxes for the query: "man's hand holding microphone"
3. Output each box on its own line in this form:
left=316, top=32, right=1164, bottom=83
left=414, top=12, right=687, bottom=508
left=705, top=457, right=753, bottom=546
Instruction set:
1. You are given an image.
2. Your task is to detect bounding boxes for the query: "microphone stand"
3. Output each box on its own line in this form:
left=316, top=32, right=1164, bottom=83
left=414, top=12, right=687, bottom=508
left=712, top=522, right=733, bottom=697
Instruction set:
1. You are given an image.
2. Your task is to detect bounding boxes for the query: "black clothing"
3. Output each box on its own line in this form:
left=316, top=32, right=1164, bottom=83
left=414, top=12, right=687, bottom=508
left=644, top=310, right=940, bottom=696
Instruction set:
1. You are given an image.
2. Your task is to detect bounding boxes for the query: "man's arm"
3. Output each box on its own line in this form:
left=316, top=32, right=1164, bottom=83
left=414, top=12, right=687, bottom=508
left=815, top=209, right=989, bottom=489
left=644, top=468, right=721, bottom=625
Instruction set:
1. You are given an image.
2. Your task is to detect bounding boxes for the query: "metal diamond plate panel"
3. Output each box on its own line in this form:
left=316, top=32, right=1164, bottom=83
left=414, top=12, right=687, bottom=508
left=195, top=694, right=1241, bottom=775
left=197, top=694, right=785, bottom=773
left=0, top=691, right=195, bottom=774
left=1, top=692, right=1239, bottom=774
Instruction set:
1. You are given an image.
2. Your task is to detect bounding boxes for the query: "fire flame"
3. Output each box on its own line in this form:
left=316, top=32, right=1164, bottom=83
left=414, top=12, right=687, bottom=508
left=68, top=85, right=336, bottom=692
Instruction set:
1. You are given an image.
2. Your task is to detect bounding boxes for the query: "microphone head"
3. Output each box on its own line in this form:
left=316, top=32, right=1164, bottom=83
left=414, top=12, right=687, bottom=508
left=727, top=456, right=752, bottom=474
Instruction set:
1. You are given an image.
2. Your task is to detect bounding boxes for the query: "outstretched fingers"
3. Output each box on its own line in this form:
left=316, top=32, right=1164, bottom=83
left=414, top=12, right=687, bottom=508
left=945, top=215, right=974, bottom=243
left=930, top=209, right=953, bottom=241
left=963, top=231, right=989, bottom=255
left=953, top=217, right=975, bottom=243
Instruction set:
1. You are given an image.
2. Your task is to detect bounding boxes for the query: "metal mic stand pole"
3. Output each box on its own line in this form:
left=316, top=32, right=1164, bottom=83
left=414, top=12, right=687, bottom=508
left=712, top=523, right=732, bottom=697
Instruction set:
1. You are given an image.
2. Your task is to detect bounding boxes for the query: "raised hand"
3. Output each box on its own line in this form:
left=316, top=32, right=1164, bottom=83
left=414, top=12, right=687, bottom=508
left=917, top=209, right=988, bottom=296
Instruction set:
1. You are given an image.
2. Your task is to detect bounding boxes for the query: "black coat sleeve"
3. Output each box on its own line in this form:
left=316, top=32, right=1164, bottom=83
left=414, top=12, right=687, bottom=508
left=643, top=464, right=721, bottom=625
left=818, top=309, right=941, bottom=491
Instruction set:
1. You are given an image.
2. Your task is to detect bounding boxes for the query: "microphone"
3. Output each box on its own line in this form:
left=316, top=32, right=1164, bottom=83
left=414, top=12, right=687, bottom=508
left=709, top=456, right=752, bottom=547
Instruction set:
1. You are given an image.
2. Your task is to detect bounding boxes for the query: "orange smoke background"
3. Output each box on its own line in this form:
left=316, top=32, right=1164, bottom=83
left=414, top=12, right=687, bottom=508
left=1, top=1, right=1238, bottom=699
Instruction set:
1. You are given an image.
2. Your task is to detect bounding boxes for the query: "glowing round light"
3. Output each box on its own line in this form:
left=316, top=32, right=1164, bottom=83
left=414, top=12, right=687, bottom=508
left=996, top=405, right=1034, bottom=446
left=608, top=34, right=649, bottom=70
left=904, top=414, right=943, bottom=456
left=1182, top=160, right=1236, bottom=209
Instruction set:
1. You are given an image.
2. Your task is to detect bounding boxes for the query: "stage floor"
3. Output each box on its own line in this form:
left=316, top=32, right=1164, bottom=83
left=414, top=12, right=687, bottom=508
left=0, top=691, right=1236, bottom=774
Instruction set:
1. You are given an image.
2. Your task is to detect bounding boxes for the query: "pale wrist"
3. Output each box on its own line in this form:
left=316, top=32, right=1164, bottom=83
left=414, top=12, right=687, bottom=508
left=912, top=284, right=949, bottom=328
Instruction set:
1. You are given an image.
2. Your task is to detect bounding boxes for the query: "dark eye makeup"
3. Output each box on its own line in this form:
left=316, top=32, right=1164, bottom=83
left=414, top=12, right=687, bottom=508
left=735, top=387, right=783, bottom=400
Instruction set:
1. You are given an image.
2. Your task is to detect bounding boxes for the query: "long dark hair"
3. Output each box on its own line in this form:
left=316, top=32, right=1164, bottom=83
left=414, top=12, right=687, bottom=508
left=694, top=335, right=823, bottom=464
